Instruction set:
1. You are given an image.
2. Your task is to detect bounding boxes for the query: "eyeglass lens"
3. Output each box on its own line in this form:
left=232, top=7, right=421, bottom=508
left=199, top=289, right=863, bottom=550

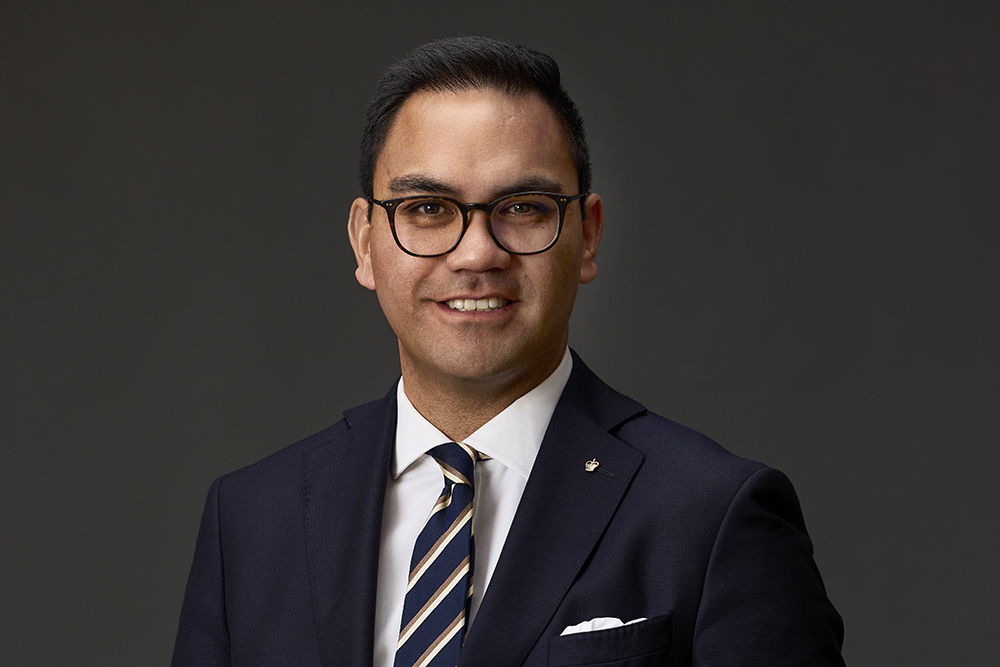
left=392, top=193, right=561, bottom=255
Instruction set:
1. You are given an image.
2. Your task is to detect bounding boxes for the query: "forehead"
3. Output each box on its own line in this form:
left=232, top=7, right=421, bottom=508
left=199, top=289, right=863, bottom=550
left=374, top=88, right=577, bottom=196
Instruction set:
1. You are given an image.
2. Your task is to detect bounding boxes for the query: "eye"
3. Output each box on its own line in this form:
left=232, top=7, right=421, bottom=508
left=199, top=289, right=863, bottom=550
left=496, top=196, right=555, bottom=220
left=397, top=198, right=451, bottom=218
left=507, top=201, right=541, bottom=215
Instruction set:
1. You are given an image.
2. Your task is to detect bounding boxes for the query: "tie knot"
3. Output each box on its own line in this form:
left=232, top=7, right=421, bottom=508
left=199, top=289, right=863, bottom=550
left=428, top=442, right=477, bottom=488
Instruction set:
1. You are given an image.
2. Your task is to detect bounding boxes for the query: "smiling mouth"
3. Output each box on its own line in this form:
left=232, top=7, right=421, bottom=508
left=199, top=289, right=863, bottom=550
left=445, top=297, right=509, bottom=312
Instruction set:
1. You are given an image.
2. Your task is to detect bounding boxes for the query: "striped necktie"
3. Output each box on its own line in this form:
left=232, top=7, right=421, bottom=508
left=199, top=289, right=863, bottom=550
left=395, top=442, right=478, bottom=667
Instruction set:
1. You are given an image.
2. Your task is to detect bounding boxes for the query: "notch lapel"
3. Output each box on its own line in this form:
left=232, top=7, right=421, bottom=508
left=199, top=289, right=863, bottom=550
left=302, top=389, right=396, bottom=667
left=459, top=355, right=646, bottom=667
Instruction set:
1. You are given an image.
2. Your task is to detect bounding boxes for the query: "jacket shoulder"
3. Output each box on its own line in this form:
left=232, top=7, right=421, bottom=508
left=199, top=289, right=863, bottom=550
left=216, top=387, right=395, bottom=497
left=613, top=409, right=775, bottom=519
left=618, top=410, right=764, bottom=474
left=567, top=351, right=766, bottom=486
left=220, top=418, right=349, bottom=488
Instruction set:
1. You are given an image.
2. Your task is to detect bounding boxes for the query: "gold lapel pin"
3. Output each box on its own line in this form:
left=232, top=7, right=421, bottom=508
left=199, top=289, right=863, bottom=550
left=584, top=459, right=600, bottom=472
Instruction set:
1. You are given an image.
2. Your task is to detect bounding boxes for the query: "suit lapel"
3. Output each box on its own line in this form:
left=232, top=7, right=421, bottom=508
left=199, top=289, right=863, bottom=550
left=460, top=354, right=646, bottom=667
left=302, top=388, right=396, bottom=667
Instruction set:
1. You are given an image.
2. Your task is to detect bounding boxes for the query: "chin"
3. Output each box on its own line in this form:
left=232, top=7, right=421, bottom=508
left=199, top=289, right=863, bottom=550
left=410, top=343, right=520, bottom=384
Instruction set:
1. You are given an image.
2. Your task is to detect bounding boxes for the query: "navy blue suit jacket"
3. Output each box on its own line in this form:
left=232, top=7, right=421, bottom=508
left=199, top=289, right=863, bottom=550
left=172, top=352, right=844, bottom=666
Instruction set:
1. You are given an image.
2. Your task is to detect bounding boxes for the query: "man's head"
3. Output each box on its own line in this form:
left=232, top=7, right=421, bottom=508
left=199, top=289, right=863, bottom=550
left=358, top=36, right=591, bottom=199
left=348, top=38, right=603, bottom=428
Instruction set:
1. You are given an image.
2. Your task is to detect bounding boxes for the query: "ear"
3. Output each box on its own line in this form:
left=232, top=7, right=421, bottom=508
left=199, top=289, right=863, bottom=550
left=348, top=197, right=376, bottom=291
left=579, top=193, right=603, bottom=284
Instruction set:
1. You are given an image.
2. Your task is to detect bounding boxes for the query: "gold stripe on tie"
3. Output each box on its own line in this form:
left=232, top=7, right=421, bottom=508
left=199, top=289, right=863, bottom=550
left=439, top=461, right=471, bottom=487
left=405, top=501, right=473, bottom=592
left=397, top=556, right=471, bottom=647
left=395, top=442, right=477, bottom=667
left=411, top=610, right=465, bottom=667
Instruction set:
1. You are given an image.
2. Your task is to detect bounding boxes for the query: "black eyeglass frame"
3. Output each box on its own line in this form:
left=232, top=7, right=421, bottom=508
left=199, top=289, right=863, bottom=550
left=368, top=191, right=589, bottom=258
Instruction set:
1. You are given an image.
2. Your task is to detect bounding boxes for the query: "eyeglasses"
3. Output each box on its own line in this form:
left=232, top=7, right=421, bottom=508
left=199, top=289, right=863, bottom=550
left=369, top=191, right=588, bottom=257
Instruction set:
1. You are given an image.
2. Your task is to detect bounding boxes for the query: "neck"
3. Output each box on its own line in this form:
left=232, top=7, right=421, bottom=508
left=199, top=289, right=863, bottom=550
left=400, top=350, right=565, bottom=442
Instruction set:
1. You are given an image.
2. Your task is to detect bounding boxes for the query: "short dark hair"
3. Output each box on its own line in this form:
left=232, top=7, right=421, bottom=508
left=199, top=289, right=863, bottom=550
left=358, top=36, right=591, bottom=200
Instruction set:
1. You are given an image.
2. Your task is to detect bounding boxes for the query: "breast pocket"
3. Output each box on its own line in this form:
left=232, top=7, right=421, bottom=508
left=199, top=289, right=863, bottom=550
left=547, top=613, right=672, bottom=667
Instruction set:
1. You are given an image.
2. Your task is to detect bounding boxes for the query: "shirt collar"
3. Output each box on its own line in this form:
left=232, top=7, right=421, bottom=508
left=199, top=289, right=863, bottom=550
left=393, top=348, right=573, bottom=481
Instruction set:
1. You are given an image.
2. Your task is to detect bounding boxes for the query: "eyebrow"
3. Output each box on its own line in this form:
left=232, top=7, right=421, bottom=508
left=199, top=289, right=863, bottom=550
left=386, top=174, right=569, bottom=200
left=387, top=175, right=460, bottom=197
left=495, top=176, right=567, bottom=197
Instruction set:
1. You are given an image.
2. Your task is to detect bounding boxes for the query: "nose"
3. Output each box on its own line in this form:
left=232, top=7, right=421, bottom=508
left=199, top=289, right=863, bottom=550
left=445, top=210, right=511, bottom=272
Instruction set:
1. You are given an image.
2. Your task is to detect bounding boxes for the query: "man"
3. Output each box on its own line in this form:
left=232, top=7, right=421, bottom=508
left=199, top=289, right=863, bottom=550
left=172, top=37, right=845, bottom=666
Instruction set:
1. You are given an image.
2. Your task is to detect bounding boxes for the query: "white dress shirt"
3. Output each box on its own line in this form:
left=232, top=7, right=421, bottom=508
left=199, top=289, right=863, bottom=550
left=373, top=348, right=573, bottom=667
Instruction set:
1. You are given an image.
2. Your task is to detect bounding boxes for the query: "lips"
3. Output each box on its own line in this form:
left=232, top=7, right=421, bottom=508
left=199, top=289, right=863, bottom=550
left=445, top=297, right=509, bottom=312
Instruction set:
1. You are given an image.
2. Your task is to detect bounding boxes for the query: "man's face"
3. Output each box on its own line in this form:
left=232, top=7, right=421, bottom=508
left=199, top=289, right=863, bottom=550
left=349, top=88, right=602, bottom=395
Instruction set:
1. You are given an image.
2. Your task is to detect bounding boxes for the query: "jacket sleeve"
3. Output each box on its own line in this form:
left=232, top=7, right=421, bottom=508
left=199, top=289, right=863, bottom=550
left=692, top=467, right=846, bottom=666
left=171, top=477, right=231, bottom=667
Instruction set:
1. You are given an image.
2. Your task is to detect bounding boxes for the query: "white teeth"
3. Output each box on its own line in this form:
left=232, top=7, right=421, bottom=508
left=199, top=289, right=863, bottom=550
left=447, top=297, right=509, bottom=312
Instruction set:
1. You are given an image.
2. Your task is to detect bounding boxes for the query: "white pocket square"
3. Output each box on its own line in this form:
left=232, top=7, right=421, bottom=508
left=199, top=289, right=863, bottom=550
left=560, top=616, right=648, bottom=636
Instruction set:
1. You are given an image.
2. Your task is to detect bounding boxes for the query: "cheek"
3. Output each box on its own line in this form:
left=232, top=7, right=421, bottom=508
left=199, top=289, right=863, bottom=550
left=369, top=232, right=406, bottom=291
left=371, top=271, right=416, bottom=342
left=550, top=244, right=584, bottom=290
left=526, top=252, right=582, bottom=315
left=369, top=253, right=403, bottom=311
left=371, top=263, right=409, bottom=310
left=369, top=245, right=430, bottom=322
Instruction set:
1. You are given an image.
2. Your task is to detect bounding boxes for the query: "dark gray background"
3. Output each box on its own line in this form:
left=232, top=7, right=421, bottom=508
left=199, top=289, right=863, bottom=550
left=2, top=1, right=997, bottom=665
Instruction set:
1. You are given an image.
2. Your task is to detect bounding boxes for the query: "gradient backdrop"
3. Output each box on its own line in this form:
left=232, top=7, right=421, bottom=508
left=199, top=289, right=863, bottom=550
left=2, top=1, right=998, bottom=665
